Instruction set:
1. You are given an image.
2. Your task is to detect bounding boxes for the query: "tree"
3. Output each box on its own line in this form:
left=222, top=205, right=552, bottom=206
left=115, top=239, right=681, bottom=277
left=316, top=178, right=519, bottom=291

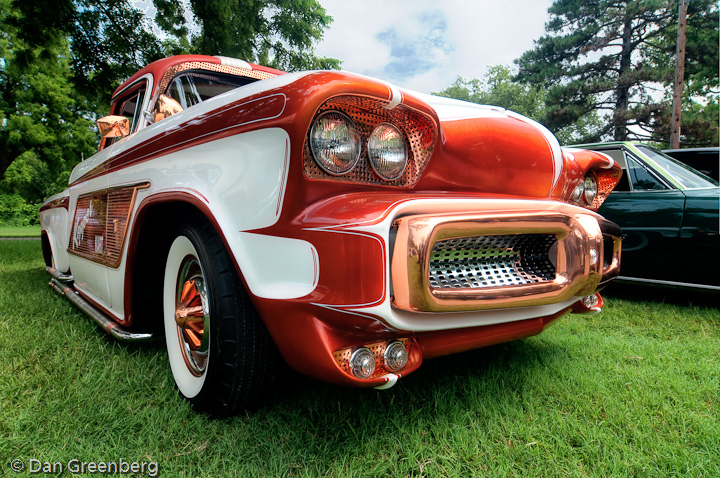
left=154, top=0, right=341, bottom=71
left=0, top=0, right=96, bottom=200
left=9, top=0, right=166, bottom=109
left=515, top=0, right=719, bottom=145
left=434, top=65, right=546, bottom=119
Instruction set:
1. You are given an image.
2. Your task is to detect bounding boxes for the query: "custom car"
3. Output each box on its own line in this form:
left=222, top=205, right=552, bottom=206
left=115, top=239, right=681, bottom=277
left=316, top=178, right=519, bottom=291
left=572, top=142, right=719, bottom=290
left=40, top=55, right=623, bottom=416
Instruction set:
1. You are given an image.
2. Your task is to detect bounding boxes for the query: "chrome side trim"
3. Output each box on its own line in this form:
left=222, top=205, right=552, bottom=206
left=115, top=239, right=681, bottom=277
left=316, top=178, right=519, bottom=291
left=47, top=266, right=73, bottom=282
left=616, top=276, right=720, bottom=291
left=48, top=272, right=153, bottom=342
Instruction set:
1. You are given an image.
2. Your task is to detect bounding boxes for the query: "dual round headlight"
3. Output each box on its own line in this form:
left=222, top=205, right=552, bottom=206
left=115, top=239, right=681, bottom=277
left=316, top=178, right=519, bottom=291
left=571, top=173, right=597, bottom=206
left=309, top=111, right=361, bottom=175
left=368, top=123, right=408, bottom=180
left=309, top=111, right=408, bottom=181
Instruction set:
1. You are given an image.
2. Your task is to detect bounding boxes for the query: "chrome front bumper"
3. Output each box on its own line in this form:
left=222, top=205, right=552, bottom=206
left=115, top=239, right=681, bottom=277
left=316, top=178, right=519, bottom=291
left=391, top=208, right=621, bottom=312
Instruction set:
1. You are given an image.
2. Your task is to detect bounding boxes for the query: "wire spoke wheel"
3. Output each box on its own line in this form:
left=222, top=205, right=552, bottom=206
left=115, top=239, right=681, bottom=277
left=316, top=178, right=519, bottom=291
left=174, top=258, right=209, bottom=376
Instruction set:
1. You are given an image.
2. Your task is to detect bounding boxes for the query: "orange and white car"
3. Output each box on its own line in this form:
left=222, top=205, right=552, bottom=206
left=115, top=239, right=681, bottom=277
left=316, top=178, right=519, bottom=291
left=39, top=55, right=622, bottom=416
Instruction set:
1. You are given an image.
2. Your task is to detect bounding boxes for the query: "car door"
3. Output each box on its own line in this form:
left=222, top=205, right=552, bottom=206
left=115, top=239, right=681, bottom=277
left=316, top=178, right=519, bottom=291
left=68, top=81, right=150, bottom=311
left=597, top=147, right=686, bottom=282
left=676, top=188, right=720, bottom=286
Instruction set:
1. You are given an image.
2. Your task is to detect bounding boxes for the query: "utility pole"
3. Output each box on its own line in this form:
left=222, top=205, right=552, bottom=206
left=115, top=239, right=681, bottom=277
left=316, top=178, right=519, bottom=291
left=670, top=0, right=688, bottom=149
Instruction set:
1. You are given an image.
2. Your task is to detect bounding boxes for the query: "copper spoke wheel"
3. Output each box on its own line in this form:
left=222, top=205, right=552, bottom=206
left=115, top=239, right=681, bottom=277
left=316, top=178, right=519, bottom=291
left=174, top=258, right=209, bottom=376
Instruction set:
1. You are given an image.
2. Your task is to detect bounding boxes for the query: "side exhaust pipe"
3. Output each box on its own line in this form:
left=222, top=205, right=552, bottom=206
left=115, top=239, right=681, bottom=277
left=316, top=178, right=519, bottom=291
left=47, top=268, right=153, bottom=342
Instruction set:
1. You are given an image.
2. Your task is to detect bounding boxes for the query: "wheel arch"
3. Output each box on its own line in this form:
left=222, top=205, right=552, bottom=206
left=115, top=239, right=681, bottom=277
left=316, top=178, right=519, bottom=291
left=123, top=191, right=246, bottom=331
left=41, top=230, right=53, bottom=268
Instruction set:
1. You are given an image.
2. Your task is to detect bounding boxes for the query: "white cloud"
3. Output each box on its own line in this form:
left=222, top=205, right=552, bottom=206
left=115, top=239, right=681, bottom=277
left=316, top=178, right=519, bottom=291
left=316, top=0, right=553, bottom=93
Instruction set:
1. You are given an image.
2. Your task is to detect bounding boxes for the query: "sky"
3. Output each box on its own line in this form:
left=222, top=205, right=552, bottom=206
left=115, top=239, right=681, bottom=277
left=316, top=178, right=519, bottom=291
left=132, top=0, right=554, bottom=95
left=313, top=0, right=554, bottom=94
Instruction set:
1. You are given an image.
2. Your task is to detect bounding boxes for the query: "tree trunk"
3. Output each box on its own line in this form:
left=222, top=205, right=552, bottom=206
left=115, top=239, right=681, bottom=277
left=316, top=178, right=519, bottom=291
left=0, top=138, right=10, bottom=180
left=670, top=0, right=688, bottom=149
left=614, top=13, right=634, bottom=142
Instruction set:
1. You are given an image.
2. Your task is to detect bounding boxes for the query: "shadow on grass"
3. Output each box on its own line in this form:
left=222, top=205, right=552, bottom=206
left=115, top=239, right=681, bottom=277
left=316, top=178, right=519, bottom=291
left=259, top=335, right=562, bottom=427
left=602, top=280, right=719, bottom=309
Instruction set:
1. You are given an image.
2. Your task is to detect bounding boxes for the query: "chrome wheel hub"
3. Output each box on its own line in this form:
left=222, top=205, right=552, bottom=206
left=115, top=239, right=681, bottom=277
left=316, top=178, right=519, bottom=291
left=175, top=257, right=210, bottom=376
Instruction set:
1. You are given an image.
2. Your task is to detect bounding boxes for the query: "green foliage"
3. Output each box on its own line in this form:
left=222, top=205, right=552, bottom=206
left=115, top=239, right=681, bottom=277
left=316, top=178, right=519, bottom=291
left=0, top=0, right=97, bottom=205
left=155, top=0, right=341, bottom=72
left=9, top=0, right=166, bottom=108
left=516, top=0, right=719, bottom=145
left=0, top=194, right=39, bottom=225
left=434, top=65, right=546, bottom=119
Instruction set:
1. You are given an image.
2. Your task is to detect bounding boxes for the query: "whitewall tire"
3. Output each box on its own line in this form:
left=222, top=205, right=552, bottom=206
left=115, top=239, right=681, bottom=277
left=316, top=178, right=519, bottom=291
left=162, top=222, right=277, bottom=416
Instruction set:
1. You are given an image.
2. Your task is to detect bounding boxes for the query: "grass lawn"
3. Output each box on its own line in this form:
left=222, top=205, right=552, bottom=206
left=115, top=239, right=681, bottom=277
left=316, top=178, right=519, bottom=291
left=0, top=225, right=41, bottom=238
left=0, top=239, right=717, bottom=477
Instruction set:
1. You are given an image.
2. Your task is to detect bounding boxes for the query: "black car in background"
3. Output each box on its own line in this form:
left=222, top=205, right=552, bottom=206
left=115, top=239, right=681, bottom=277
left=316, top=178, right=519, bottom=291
left=662, top=147, right=719, bottom=181
left=571, top=142, right=719, bottom=291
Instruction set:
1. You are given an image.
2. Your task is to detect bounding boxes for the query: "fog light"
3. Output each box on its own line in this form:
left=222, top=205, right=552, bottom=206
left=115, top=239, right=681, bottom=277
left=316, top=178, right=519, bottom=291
left=349, top=347, right=375, bottom=379
left=589, top=248, right=598, bottom=265
left=383, top=341, right=408, bottom=372
left=582, top=294, right=599, bottom=308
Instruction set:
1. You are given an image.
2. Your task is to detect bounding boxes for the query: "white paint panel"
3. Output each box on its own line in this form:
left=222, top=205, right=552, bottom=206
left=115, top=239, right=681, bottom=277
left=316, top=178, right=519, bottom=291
left=70, top=256, right=112, bottom=308
left=410, top=91, right=508, bottom=121
left=39, top=204, right=70, bottom=272
left=237, top=232, right=318, bottom=299
left=115, top=128, right=290, bottom=232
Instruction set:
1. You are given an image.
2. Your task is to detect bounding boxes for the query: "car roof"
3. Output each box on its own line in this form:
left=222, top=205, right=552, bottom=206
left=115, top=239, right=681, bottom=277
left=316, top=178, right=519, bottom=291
left=662, top=147, right=719, bottom=153
left=111, top=54, right=285, bottom=100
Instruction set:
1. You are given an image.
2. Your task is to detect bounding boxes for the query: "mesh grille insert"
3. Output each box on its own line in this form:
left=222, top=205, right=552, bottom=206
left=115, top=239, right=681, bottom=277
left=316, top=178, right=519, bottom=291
left=429, top=234, right=557, bottom=289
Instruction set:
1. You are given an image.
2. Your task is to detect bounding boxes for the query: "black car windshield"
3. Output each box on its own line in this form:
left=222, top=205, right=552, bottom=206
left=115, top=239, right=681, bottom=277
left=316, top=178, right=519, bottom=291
left=637, top=145, right=718, bottom=189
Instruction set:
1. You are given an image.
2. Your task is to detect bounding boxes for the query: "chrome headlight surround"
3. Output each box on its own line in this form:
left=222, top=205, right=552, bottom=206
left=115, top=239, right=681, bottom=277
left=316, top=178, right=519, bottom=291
left=368, top=123, right=408, bottom=181
left=349, top=347, right=376, bottom=379
left=309, top=111, right=361, bottom=175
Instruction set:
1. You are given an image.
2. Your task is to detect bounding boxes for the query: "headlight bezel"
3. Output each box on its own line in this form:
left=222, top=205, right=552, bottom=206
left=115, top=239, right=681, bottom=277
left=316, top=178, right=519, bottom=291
left=303, top=96, right=436, bottom=188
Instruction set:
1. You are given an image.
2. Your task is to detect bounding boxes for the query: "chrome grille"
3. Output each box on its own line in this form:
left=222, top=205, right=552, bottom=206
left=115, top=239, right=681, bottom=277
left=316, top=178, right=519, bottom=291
left=429, top=234, right=556, bottom=289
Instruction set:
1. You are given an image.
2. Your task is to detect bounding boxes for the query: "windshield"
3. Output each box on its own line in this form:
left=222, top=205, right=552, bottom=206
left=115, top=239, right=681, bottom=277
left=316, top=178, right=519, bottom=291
left=166, top=71, right=258, bottom=109
left=637, top=145, right=718, bottom=189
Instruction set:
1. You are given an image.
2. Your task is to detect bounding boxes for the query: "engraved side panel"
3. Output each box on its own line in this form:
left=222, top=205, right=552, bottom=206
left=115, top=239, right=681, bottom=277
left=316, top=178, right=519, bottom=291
left=70, top=193, right=108, bottom=263
left=69, top=183, right=147, bottom=267
left=105, top=187, right=136, bottom=267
